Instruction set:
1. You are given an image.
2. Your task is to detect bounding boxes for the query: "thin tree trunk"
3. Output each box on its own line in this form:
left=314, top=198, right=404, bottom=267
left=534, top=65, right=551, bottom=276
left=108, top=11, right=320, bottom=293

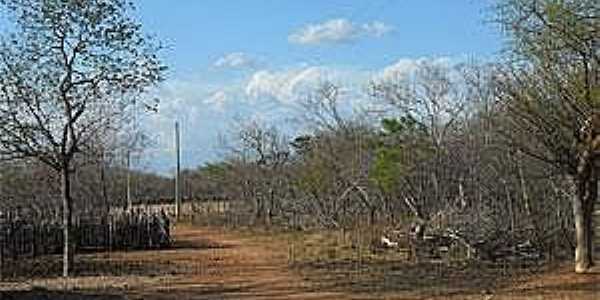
left=458, top=180, right=466, bottom=208
left=503, top=181, right=515, bottom=233
left=517, top=154, right=531, bottom=217
left=61, top=166, right=74, bottom=278
left=584, top=188, right=596, bottom=267
left=100, top=158, right=109, bottom=215
left=268, top=188, right=274, bottom=226
left=584, top=208, right=594, bottom=266
left=573, top=175, right=596, bottom=273
left=255, top=197, right=262, bottom=224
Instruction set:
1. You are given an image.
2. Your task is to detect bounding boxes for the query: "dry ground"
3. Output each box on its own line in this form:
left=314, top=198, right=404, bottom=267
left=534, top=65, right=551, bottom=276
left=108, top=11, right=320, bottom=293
left=0, top=224, right=599, bottom=299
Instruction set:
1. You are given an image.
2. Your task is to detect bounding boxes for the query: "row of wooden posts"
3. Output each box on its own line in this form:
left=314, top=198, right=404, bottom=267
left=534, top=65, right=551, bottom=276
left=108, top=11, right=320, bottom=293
left=0, top=209, right=171, bottom=262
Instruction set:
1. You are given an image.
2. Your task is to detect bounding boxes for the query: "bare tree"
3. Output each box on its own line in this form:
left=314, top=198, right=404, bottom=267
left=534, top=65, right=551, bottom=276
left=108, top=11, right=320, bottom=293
left=494, top=0, right=598, bottom=273
left=230, top=120, right=290, bottom=224
left=0, top=0, right=165, bottom=277
left=371, top=60, right=467, bottom=239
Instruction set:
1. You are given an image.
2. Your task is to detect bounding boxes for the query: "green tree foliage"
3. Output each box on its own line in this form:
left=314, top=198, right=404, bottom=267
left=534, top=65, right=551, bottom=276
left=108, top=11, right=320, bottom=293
left=370, top=116, right=432, bottom=193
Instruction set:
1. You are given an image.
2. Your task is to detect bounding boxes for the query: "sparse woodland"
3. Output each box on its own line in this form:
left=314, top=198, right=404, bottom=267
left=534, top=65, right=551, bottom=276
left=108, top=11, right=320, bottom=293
left=0, top=0, right=598, bottom=287
left=185, top=0, right=599, bottom=274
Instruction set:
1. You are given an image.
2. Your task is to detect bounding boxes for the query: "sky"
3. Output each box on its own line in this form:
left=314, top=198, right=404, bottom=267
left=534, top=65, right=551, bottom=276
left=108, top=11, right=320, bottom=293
left=125, top=1, right=504, bottom=175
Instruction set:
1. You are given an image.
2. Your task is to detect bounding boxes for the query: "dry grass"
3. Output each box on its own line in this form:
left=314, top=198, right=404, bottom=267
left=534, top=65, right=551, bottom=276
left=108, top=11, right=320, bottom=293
left=0, top=224, right=598, bottom=299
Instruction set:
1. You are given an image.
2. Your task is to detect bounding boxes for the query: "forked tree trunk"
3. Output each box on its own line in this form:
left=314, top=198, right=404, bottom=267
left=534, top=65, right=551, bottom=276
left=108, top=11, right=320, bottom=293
left=572, top=174, right=596, bottom=273
left=61, top=166, right=74, bottom=277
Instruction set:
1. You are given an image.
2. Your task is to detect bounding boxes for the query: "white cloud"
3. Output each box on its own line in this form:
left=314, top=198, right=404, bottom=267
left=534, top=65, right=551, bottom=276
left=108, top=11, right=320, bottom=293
left=205, top=90, right=228, bottom=111
left=214, top=52, right=257, bottom=69
left=379, top=58, right=422, bottom=82
left=289, top=18, right=394, bottom=45
left=362, top=21, right=394, bottom=37
left=378, top=57, right=452, bottom=82
left=245, top=67, right=329, bottom=103
left=139, top=56, right=461, bottom=173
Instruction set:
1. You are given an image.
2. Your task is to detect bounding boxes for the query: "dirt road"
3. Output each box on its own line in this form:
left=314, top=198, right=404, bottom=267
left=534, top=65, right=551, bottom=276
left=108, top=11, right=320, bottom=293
left=1, top=225, right=599, bottom=299
left=104, top=225, right=600, bottom=300
left=122, top=226, right=343, bottom=300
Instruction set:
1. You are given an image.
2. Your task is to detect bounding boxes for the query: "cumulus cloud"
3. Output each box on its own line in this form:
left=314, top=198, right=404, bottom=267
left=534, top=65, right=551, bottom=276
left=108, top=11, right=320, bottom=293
left=214, top=52, right=257, bottom=69
left=205, top=90, right=228, bottom=111
left=245, top=67, right=330, bottom=103
left=362, top=21, right=394, bottom=37
left=139, top=78, right=246, bottom=174
left=378, top=57, right=452, bottom=82
left=139, top=56, right=459, bottom=173
left=289, top=18, right=393, bottom=45
left=379, top=58, right=422, bottom=82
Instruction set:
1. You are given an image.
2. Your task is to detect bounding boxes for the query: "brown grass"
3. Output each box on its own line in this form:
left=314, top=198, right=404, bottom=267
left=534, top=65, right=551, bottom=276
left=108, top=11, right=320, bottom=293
left=0, top=224, right=598, bottom=299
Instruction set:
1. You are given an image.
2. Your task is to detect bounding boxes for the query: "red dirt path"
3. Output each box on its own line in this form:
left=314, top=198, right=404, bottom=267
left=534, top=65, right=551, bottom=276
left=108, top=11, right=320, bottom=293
left=1, top=225, right=599, bottom=299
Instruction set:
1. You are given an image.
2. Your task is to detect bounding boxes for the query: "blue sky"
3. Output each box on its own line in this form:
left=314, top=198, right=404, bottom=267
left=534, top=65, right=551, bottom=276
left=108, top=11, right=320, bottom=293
left=125, top=1, right=504, bottom=174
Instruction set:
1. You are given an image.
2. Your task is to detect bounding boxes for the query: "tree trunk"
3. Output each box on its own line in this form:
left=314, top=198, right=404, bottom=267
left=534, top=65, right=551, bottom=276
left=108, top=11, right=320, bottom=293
left=517, top=153, right=531, bottom=217
left=268, top=188, right=274, bottom=226
left=369, top=207, right=376, bottom=226
left=61, top=166, right=74, bottom=278
left=255, top=197, right=263, bottom=224
left=573, top=175, right=596, bottom=273
left=100, top=158, right=109, bottom=215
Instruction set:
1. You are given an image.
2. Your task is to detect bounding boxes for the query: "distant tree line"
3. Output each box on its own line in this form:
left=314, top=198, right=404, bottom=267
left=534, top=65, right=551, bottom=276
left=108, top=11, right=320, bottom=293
left=0, top=159, right=175, bottom=217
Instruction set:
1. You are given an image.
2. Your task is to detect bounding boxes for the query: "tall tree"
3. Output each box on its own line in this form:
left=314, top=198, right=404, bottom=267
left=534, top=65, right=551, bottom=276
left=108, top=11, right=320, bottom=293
left=371, top=60, right=466, bottom=237
left=0, top=0, right=165, bottom=277
left=494, top=0, right=598, bottom=273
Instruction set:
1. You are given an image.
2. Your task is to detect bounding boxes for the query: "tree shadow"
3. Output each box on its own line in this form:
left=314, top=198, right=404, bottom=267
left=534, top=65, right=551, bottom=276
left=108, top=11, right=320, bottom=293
left=168, top=238, right=235, bottom=251
left=127, top=277, right=340, bottom=300
left=291, top=259, right=541, bottom=298
left=0, top=289, right=126, bottom=300
left=0, top=236, right=236, bottom=281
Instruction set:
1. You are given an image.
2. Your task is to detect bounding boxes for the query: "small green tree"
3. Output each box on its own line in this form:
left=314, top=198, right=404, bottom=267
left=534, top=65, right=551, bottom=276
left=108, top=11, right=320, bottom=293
left=370, top=116, right=434, bottom=232
left=369, top=117, right=424, bottom=194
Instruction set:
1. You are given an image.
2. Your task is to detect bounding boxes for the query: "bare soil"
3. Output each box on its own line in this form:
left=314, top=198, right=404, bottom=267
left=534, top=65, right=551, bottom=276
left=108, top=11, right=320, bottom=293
left=0, top=224, right=599, bottom=299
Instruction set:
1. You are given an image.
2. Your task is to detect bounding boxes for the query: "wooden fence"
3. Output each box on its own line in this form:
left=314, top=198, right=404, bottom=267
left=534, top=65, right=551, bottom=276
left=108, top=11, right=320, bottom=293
left=0, top=209, right=171, bottom=263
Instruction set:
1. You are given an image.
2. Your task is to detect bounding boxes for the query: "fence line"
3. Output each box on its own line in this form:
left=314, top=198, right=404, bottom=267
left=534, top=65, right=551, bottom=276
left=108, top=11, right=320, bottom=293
left=0, top=209, right=171, bottom=269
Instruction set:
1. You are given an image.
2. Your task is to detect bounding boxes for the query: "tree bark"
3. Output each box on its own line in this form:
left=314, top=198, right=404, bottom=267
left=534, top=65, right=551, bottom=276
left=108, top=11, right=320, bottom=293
left=61, top=166, right=74, bottom=278
left=268, top=187, right=274, bottom=226
left=255, top=197, right=263, bottom=224
left=369, top=207, right=376, bottom=226
left=572, top=174, right=596, bottom=273
left=100, top=157, right=109, bottom=215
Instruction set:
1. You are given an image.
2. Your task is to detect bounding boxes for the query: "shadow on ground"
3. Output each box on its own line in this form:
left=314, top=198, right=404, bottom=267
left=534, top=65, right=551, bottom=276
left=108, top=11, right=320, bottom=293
left=0, top=289, right=126, bottom=300
left=291, top=258, right=547, bottom=298
left=0, top=236, right=233, bottom=280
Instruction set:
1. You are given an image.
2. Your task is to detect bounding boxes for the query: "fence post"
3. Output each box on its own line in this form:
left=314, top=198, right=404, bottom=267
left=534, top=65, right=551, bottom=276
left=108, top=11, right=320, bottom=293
left=31, top=224, right=36, bottom=258
left=147, top=214, right=151, bottom=248
left=108, top=216, right=113, bottom=251
left=0, top=225, right=4, bottom=281
left=10, top=218, right=16, bottom=260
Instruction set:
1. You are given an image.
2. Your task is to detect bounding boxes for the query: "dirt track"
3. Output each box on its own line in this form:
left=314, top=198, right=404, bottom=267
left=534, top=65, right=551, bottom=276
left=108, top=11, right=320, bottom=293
left=123, top=226, right=343, bottom=300
left=1, top=225, right=599, bottom=299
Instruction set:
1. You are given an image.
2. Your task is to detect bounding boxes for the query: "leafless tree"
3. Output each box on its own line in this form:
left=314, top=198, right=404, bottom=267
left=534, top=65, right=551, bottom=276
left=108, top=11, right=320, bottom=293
left=0, top=0, right=165, bottom=277
left=494, top=0, right=599, bottom=273
left=370, top=60, right=467, bottom=239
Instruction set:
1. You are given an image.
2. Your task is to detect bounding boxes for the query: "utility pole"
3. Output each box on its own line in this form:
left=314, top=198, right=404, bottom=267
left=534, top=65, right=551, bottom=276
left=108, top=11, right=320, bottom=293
left=126, top=98, right=139, bottom=211
left=126, top=150, right=132, bottom=210
left=175, top=121, right=181, bottom=221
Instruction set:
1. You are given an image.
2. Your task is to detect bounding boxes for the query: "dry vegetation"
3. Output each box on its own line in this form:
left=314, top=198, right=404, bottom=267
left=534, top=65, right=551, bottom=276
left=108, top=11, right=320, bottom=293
left=0, top=223, right=598, bottom=300
left=0, top=0, right=598, bottom=298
